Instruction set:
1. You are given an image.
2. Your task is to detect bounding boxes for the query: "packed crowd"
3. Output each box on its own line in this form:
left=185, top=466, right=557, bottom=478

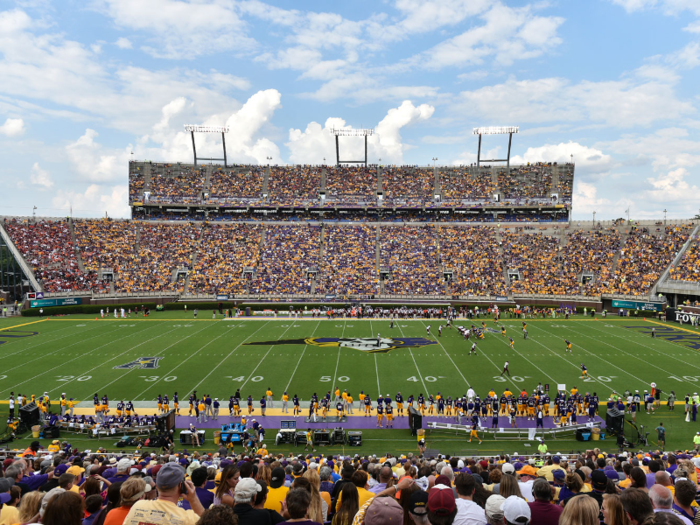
left=2, top=442, right=700, bottom=525
left=3, top=219, right=107, bottom=293
left=382, top=168, right=434, bottom=206
left=558, top=166, right=575, bottom=199
left=439, top=227, right=508, bottom=297
left=380, top=226, right=443, bottom=295
left=149, top=167, right=205, bottom=204
left=251, top=226, right=321, bottom=295
left=670, top=239, right=699, bottom=282
left=441, top=169, right=497, bottom=204
left=498, top=165, right=553, bottom=202
left=316, top=225, right=378, bottom=296
left=268, top=167, right=321, bottom=206
left=325, top=168, right=378, bottom=203
left=608, top=226, right=691, bottom=296
left=128, top=172, right=144, bottom=204
left=208, top=168, right=263, bottom=202
left=8, top=219, right=694, bottom=298
left=189, top=225, right=262, bottom=295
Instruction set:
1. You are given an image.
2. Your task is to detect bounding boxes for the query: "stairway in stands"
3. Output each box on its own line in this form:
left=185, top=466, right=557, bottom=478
left=68, top=220, right=87, bottom=274
left=182, top=225, right=204, bottom=295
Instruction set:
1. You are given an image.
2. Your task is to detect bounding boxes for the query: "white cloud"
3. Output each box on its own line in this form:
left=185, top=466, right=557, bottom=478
left=646, top=167, right=700, bottom=202
left=0, top=117, right=25, bottom=136
left=455, top=75, right=693, bottom=127
left=65, top=129, right=131, bottom=183
left=52, top=183, right=129, bottom=218
left=683, top=21, right=700, bottom=32
left=511, top=142, right=615, bottom=176
left=29, top=162, right=53, bottom=189
left=97, top=0, right=256, bottom=59
left=405, top=4, right=564, bottom=70
left=286, top=100, right=434, bottom=164
left=572, top=181, right=612, bottom=214
left=610, top=0, right=700, bottom=14
left=115, top=37, right=132, bottom=49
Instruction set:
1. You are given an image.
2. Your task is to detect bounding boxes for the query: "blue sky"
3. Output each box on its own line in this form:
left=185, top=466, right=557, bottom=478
left=1, top=0, right=699, bottom=219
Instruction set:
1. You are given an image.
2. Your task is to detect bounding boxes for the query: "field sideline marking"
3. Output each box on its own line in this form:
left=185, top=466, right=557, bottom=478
left=644, top=318, right=700, bottom=339
left=284, top=320, right=322, bottom=393
left=419, top=321, right=471, bottom=389
left=186, top=322, right=272, bottom=395
left=0, top=322, right=159, bottom=396
left=396, top=321, right=430, bottom=397
left=0, top=319, right=47, bottom=331
left=132, top=324, right=233, bottom=400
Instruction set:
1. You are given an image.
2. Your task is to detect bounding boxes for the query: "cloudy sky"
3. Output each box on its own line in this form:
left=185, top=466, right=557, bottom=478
left=1, top=0, right=699, bottom=220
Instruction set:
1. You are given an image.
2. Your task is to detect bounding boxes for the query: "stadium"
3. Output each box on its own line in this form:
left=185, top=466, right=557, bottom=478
left=1, top=2, right=700, bottom=524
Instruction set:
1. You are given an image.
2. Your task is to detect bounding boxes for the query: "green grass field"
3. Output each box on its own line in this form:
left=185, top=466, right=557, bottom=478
left=1, top=313, right=700, bottom=455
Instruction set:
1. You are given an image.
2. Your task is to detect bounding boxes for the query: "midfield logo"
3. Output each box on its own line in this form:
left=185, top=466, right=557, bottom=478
left=0, top=330, right=39, bottom=346
left=114, top=357, right=162, bottom=369
left=244, top=337, right=438, bottom=354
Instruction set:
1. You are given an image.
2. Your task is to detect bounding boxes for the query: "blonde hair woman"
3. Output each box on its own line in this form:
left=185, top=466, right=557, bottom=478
left=602, top=493, right=629, bottom=525
left=18, top=491, right=44, bottom=524
left=559, top=495, right=600, bottom=525
left=293, top=474, right=326, bottom=523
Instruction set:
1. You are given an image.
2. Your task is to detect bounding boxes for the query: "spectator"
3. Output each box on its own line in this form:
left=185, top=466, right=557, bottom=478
left=601, top=494, right=627, bottom=525
left=18, top=491, right=44, bottom=524
left=281, top=487, right=321, bottom=525
left=254, top=480, right=284, bottom=525
left=649, top=486, right=692, bottom=525
left=43, top=490, right=84, bottom=525
left=428, top=484, right=457, bottom=525
left=484, top=495, right=506, bottom=525
left=181, top=467, right=214, bottom=511
left=620, top=488, right=654, bottom=525
left=195, top=504, right=239, bottom=525
left=453, top=473, right=486, bottom=525
left=334, top=470, right=373, bottom=512
left=84, top=494, right=105, bottom=525
left=266, top=468, right=289, bottom=513
left=501, top=495, right=530, bottom=525
left=290, top=478, right=323, bottom=524
left=671, top=480, right=697, bottom=523
left=302, top=469, right=329, bottom=520
left=559, top=492, right=599, bottom=525
left=0, top=478, right=19, bottom=525
left=214, top=466, right=241, bottom=507
left=527, top=478, right=561, bottom=525
left=123, top=463, right=204, bottom=525
left=363, top=496, right=404, bottom=525
left=232, top=477, right=270, bottom=525
left=104, top=476, right=147, bottom=525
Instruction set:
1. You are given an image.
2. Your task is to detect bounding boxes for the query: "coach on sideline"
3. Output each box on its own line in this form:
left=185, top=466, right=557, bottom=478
left=123, top=463, right=204, bottom=525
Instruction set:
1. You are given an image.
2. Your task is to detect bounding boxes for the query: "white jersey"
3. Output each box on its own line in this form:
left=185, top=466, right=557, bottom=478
left=504, top=361, right=509, bottom=369
left=426, top=326, right=431, bottom=334
left=467, top=388, right=476, bottom=401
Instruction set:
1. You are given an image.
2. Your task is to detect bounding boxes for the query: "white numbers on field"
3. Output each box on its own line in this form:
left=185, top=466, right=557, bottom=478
left=493, top=376, right=507, bottom=382
left=425, top=376, right=446, bottom=382
left=320, top=376, right=331, bottom=382
left=251, top=376, right=263, bottom=382
left=76, top=324, right=86, bottom=327
left=512, top=376, right=525, bottom=382
left=551, top=325, right=568, bottom=328
left=668, top=375, right=700, bottom=382
left=583, top=375, right=617, bottom=383
left=407, top=376, right=419, bottom=382
left=338, top=376, right=350, bottom=382
left=605, top=325, right=615, bottom=328
left=0, top=375, right=6, bottom=380
left=119, top=324, right=136, bottom=327
left=183, top=324, right=193, bottom=327
left=138, top=375, right=180, bottom=382
left=223, top=376, right=245, bottom=382
left=56, top=375, right=91, bottom=382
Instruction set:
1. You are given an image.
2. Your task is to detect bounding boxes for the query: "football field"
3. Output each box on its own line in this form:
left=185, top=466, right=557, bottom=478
left=1, top=313, right=700, bottom=453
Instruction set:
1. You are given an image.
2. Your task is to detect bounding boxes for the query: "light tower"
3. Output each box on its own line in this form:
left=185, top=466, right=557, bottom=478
left=472, top=126, right=519, bottom=169
left=329, top=128, right=374, bottom=167
left=184, top=125, right=230, bottom=167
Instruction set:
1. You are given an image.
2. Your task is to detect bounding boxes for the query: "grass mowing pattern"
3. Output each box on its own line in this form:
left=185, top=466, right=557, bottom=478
left=1, top=314, right=699, bottom=454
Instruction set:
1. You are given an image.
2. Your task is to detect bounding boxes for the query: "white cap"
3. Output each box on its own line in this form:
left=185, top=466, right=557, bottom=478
left=503, top=495, right=531, bottom=523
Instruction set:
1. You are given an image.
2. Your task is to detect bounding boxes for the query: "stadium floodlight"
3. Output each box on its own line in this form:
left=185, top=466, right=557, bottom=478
left=329, top=128, right=375, bottom=167
left=472, top=126, right=520, bottom=168
left=184, top=125, right=230, bottom=134
left=329, top=128, right=374, bottom=137
left=472, top=126, right=519, bottom=135
left=184, top=125, right=229, bottom=167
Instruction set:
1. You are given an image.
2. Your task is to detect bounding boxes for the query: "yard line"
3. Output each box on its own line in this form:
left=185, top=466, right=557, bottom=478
left=0, top=324, right=122, bottom=377
left=586, top=322, right=700, bottom=373
left=419, top=321, right=471, bottom=388
left=47, top=325, right=190, bottom=394
left=527, top=323, right=647, bottom=390
left=396, top=321, right=429, bottom=397
left=284, top=320, right=322, bottom=392
left=374, top=354, right=381, bottom=397
left=0, top=325, right=157, bottom=392
left=239, top=323, right=298, bottom=392
left=330, top=319, right=347, bottom=393
left=489, top=332, right=561, bottom=388
left=566, top=323, right=700, bottom=389
left=132, top=327, right=232, bottom=399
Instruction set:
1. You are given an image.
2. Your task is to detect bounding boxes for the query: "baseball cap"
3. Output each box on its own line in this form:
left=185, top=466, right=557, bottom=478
left=409, top=490, right=429, bottom=515
left=365, top=496, right=404, bottom=525
left=591, top=470, right=608, bottom=490
left=117, top=458, right=132, bottom=472
left=552, top=455, right=561, bottom=463
left=502, top=463, right=515, bottom=475
left=270, top=467, right=286, bottom=489
left=155, top=463, right=185, bottom=490
left=485, top=494, right=506, bottom=519
left=0, top=494, right=10, bottom=505
left=54, top=464, right=69, bottom=475
left=604, top=470, right=620, bottom=481
left=518, top=465, right=538, bottom=477
left=428, top=485, right=456, bottom=517
left=503, top=495, right=531, bottom=524
left=553, top=469, right=566, bottom=481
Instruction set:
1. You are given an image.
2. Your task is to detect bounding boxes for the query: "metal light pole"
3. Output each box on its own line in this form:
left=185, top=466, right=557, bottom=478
left=266, top=156, right=272, bottom=165
left=432, top=157, right=438, bottom=168
left=593, top=211, right=596, bottom=226
left=663, top=209, right=667, bottom=226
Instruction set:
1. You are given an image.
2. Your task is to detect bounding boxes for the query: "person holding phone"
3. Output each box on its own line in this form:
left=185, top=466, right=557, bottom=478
left=123, top=463, right=204, bottom=525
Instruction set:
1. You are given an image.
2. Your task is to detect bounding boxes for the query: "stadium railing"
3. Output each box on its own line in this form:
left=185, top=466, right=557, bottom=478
left=427, top=421, right=602, bottom=441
